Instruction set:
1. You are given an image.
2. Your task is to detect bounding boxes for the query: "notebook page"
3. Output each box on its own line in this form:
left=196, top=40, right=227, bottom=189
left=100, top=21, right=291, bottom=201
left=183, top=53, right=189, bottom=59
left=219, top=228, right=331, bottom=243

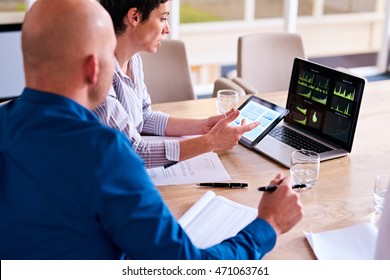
left=179, top=191, right=257, bottom=249
left=178, top=190, right=215, bottom=228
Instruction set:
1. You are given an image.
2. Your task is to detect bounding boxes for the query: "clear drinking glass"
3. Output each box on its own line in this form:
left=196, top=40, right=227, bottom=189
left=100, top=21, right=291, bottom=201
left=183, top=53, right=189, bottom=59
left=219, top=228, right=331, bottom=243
left=216, top=89, right=239, bottom=115
left=374, top=174, right=390, bottom=214
left=290, top=149, right=320, bottom=189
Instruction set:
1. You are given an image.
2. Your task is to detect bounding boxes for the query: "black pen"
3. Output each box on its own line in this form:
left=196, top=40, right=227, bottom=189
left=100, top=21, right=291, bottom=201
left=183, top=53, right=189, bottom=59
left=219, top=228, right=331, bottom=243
left=163, top=161, right=178, bottom=169
left=257, top=184, right=307, bottom=192
left=198, top=182, right=248, bottom=189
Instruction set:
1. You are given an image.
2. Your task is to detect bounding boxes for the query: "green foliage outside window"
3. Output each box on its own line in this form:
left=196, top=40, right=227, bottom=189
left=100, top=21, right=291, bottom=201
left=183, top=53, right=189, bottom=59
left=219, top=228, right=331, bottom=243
left=180, top=4, right=223, bottom=23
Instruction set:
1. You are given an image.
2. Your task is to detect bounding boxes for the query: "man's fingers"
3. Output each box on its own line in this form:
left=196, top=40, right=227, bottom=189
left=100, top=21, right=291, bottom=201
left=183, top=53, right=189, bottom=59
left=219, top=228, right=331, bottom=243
left=269, top=173, right=283, bottom=186
left=279, top=176, right=295, bottom=189
left=271, top=176, right=295, bottom=191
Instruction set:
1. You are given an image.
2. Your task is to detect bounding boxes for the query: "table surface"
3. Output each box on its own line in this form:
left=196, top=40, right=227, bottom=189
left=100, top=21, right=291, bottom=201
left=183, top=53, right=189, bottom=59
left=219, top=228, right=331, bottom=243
left=152, top=80, right=390, bottom=259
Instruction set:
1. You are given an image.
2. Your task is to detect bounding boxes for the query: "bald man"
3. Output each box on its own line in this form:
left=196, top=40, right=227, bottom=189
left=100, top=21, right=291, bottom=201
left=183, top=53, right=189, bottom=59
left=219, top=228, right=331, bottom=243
left=0, top=0, right=303, bottom=260
left=22, top=0, right=115, bottom=109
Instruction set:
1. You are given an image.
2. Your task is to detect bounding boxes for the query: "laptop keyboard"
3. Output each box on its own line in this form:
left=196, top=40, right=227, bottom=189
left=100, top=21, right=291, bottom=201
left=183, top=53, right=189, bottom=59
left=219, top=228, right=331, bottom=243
left=269, top=126, right=332, bottom=153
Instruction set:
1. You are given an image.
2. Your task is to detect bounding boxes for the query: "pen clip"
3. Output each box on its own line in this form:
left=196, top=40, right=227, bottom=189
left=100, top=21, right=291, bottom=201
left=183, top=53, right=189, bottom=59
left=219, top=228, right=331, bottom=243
left=230, top=183, right=248, bottom=189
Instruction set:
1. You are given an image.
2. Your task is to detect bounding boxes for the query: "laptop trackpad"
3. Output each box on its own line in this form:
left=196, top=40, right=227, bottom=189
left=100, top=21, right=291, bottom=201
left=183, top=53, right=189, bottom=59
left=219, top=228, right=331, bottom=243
left=253, top=136, right=295, bottom=167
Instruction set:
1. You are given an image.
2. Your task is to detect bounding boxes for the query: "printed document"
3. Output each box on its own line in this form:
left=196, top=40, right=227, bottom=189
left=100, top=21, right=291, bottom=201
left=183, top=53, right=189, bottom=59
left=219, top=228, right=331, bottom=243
left=147, top=152, right=231, bottom=186
left=178, top=190, right=257, bottom=249
left=304, top=223, right=378, bottom=260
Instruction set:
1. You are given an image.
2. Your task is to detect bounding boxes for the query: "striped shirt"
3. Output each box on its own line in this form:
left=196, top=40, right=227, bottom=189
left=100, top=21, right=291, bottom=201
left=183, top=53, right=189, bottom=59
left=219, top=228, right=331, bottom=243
left=93, top=54, right=180, bottom=168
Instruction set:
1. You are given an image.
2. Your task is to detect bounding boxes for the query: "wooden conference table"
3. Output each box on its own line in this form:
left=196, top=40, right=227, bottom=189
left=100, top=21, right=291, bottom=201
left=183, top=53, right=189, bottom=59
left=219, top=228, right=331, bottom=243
left=152, top=80, right=390, bottom=260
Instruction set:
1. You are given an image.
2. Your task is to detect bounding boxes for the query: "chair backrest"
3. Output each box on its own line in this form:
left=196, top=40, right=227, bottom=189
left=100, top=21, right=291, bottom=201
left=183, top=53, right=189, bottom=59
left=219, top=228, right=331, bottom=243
left=140, top=39, right=196, bottom=103
left=237, top=32, right=306, bottom=93
left=212, top=77, right=246, bottom=97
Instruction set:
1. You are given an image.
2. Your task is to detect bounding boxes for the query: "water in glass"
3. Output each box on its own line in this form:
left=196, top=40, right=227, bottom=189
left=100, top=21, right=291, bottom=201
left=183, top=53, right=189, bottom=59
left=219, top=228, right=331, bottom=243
left=216, top=90, right=239, bottom=114
left=374, top=174, right=390, bottom=214
left=290, top=163, right=319, bottom=188
left=374, top=190, right=386, bottom=214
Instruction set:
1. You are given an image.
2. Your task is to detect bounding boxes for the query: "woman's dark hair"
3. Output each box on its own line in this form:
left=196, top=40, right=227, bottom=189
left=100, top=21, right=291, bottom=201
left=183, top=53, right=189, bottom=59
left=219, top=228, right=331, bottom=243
left=99, top=0, right=169, bottom=35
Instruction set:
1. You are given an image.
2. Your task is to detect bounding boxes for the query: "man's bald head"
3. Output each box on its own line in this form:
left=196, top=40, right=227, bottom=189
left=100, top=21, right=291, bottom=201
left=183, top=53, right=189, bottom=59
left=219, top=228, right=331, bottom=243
left=22, top=0, right=116, bottom=108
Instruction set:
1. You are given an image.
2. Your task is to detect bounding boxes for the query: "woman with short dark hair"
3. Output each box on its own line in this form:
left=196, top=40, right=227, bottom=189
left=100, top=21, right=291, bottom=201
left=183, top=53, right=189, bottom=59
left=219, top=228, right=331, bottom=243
left=93, top=0, right=257, bottom=168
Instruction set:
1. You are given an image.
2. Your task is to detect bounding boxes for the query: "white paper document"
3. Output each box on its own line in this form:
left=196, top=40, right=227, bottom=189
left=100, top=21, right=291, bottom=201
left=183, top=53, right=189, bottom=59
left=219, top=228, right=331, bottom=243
left=375, top=189, right=390, bottom=259
left=147, top=152, right=231, bottom=186
left=304, top=223, right=378, bottom=260
left=178, top=190, right=257, bottom=249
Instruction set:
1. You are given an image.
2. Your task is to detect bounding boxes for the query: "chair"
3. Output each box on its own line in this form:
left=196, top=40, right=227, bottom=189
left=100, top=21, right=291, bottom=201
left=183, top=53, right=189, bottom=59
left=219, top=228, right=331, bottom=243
left=140, top=39, right=196, bottom=103
left=234, top=32, right=306, bottom=94
left=212, top=77, right=246, bottom=97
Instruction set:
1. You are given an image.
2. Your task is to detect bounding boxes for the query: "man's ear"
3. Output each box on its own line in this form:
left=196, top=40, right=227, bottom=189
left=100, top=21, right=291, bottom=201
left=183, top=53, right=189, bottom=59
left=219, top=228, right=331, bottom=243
left=126, top=7, right=140, bottom=27
left=85, top=54, right=99, bottom=86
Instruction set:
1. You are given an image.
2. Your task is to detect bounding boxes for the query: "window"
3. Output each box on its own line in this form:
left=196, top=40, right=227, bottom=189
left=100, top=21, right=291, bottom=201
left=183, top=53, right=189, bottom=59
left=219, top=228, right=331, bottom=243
left=177, top=0, right=384, bottom=96
left=324, top=0, right=376, bottom=14
left=180, top=0, right=245, bottom=23
left=254, top=0, right=315, bottom=19
left=0, top=0, right=26, bottom=24
left=0, top=0, right=25, bottom=12
left=254, top=0, right=284, bottom=19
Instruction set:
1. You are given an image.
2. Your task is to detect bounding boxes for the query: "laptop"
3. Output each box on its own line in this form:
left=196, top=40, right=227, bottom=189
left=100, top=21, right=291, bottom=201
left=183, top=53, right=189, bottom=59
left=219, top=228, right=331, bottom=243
left=253, top=58, right=366, bottom=167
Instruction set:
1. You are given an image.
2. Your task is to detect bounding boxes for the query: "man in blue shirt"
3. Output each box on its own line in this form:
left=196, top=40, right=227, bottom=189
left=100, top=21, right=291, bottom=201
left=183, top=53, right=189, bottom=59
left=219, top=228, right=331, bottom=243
left=0, top=0, right=303, bottom=260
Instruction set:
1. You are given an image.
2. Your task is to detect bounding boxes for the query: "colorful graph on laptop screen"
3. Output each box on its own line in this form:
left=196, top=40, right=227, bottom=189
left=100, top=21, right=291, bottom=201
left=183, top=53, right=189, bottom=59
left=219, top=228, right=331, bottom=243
left=284, top=59, right=365, bottom=150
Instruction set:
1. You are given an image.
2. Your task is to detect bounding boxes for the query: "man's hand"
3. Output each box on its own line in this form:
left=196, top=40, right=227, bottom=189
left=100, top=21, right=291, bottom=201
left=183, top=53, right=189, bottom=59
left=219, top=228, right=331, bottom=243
left=257, top=174, right=303, bottom=236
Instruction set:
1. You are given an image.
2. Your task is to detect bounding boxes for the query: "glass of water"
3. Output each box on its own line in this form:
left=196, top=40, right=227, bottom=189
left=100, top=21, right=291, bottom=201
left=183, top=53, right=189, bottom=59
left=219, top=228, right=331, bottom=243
left=374, top=174, right=390, bottom=214
left=290, top=149, right=320, bottom=189
left=216, top=89, right=239, bottom=115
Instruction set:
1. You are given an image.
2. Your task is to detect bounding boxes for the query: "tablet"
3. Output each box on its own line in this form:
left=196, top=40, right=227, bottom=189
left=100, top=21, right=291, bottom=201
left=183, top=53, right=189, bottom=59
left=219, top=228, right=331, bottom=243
left=232, top=95, right=289, bottom=148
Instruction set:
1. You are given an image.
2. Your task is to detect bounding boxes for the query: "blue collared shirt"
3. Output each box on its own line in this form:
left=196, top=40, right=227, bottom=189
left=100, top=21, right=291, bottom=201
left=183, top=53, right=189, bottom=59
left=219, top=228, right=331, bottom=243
left=0, top=88, right=276, bottom=260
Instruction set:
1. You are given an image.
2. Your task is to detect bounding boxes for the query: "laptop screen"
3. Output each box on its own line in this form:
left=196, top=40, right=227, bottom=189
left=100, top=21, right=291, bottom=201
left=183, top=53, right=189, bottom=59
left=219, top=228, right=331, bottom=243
left=284, top=58, right=365, bottom=151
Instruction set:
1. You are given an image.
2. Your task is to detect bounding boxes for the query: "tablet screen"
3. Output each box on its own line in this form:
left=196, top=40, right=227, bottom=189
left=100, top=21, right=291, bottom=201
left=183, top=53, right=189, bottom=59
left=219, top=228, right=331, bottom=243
left=231, top=96, right=288, bottom=147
